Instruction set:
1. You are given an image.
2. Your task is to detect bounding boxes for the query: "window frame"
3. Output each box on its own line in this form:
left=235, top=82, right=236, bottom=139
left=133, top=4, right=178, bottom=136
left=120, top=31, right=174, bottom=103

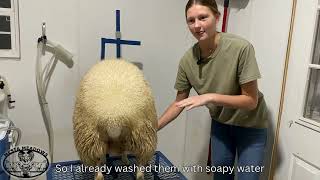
left=302, top=8, right=320, bottom=127
left=0, top=0, right=20, bottom=58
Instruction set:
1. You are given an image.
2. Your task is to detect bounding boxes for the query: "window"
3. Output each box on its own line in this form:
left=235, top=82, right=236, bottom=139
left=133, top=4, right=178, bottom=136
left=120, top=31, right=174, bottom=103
left=304, top=10, right=320, bottom=122
left=0, top=0, right=20, bottom=58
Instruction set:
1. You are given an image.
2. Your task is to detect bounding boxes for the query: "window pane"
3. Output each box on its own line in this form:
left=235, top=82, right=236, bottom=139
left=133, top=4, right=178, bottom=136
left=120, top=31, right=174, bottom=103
left=0, top=16, right=10, bottom=32
left=304, top=69, right=320, bottom=122
left=0, top=0, right=11, bottom=8
left=312, top=11, right=320, bottom=64
left=0, top=34, right=11, bottom=49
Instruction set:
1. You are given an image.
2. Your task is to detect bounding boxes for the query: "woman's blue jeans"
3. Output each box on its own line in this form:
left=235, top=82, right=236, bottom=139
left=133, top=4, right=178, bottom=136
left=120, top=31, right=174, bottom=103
left=210, top=120, right=267, bottom=180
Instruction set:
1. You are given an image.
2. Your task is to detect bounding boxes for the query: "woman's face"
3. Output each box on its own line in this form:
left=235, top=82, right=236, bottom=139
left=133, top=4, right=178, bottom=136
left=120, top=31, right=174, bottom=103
left=186, top=4, right=219, bottom=41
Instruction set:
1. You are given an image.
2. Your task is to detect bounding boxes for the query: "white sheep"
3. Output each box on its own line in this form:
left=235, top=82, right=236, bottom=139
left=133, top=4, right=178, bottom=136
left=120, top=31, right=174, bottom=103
left=72, top=59, right=157, bottom=180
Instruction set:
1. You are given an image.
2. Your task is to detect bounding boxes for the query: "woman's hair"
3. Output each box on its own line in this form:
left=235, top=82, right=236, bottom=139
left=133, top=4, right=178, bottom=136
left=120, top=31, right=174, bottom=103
left=185, top=0, right=221, bottom=17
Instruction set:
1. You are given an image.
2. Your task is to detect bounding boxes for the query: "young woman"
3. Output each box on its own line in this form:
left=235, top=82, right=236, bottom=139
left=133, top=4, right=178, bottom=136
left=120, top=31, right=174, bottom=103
left=158, top=0, right=268, bottom=180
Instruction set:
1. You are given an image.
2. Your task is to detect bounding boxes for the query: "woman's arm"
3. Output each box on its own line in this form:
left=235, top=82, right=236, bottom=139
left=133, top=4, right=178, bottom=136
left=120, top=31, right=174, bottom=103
left=176, top=80, right=258, bottom=110
left=158, top=89, right=190, bottom=130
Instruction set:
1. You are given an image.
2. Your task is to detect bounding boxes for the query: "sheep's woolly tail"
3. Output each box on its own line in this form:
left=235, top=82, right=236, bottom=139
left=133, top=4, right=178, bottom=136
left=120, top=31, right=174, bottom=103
left=106, top=125, right=122, bottom=139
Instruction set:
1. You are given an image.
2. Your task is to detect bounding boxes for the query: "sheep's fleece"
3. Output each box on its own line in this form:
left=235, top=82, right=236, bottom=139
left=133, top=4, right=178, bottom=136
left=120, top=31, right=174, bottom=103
left=73, top=59, right=157, bottom=168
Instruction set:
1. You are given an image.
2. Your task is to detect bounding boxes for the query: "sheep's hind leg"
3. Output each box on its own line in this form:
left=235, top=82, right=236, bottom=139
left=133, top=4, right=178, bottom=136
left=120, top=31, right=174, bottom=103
left=95, top=172, right=104, bottom=180
left=121, top=153, right=130, bottom=165
left=132, top=156, right=144, bottom=180
left=136, top=161, right=145, bottom=180
left=95, top=156, right=106, bottom=180
left=136, top=165, right=145, bottom=180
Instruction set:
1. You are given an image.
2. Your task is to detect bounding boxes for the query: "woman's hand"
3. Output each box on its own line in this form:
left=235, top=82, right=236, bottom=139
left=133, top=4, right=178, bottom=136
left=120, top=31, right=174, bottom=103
left=176, top=94, right=214, bottom=110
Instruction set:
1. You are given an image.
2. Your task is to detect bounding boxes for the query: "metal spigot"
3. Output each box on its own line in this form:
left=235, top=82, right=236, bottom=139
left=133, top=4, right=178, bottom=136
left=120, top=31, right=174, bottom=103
left=7, top=95, right=15, bottom=109
left=0, top=81, right=4, bottom=89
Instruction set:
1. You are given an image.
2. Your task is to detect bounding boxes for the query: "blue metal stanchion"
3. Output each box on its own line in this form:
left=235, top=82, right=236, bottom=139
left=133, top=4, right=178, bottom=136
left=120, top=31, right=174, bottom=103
left=101, top=10, right=141, bottom=60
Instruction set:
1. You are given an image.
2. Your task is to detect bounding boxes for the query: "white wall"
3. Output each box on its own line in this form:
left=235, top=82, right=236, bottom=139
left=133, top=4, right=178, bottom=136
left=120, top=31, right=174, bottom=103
left=0, top=0, right=293, bottom=180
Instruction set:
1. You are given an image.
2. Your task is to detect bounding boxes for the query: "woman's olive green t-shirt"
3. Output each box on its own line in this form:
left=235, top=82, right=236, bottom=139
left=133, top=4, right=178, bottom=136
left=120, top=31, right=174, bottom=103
left=174, top=33, right=268, bottom=128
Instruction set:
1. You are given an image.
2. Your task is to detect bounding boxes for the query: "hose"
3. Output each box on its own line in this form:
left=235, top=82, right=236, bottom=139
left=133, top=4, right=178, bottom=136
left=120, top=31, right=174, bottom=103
left=36, top=42, right=55, bottom=162
left=36, top=39, right=73, bottom=163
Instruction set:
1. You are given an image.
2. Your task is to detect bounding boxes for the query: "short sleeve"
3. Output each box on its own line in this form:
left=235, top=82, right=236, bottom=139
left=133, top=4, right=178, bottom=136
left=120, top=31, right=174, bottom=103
left=174, top=61, right=192, bottom=91
left=238, top=43, right=261, bottom=85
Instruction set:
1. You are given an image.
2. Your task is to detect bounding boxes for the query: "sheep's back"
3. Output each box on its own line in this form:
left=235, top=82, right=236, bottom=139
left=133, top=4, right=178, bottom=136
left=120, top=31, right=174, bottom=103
left=81, top=60, right=151, bottom=119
